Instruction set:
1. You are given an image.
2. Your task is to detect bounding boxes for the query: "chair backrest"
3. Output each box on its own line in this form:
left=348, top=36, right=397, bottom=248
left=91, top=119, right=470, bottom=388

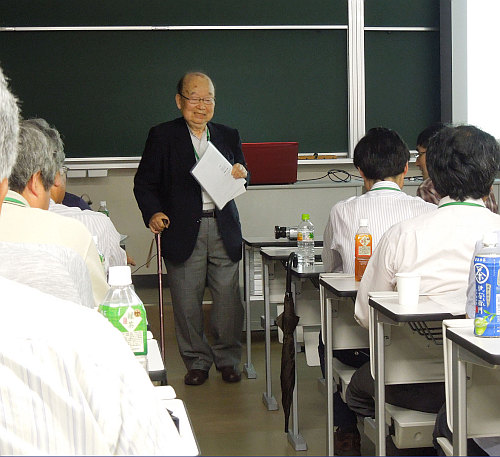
left=0, top=241, right=94, bottom=309
left=369, top=317, right=447, bottom=385
left=443, top=319, right=500, bottom=438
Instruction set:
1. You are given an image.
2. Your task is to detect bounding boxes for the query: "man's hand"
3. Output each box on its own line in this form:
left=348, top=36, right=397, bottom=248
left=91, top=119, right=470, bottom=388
left=231, top=163, right=247, bottom=179
left=149, top=212, right=170, bottom=234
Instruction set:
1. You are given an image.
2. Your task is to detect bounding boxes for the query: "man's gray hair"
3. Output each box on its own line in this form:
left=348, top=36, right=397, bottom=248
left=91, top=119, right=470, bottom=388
left=0, top=67, right=20, bottom=181
left=9, top=122, right=58, bottom=193
left=22, top=118, right=65, bottom=169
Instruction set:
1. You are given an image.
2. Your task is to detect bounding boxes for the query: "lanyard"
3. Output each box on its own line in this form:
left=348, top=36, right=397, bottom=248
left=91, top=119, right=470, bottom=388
left=4, top=196, right=27, bottom=207
left=193, top=127, right=210, bottom=161
left=439, top=201, right=485, bottom=209
left=369, top=186, right=402, bottom=192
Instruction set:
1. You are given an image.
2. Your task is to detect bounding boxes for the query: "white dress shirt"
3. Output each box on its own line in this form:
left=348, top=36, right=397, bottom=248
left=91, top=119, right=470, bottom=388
left=0, top=241, right=94, bottom=309
left=0, top=190, right=109, bottom=307
left=322, top=181, right=437, bottom=273
left=354, top=197, right=500, bottom=328
left=0, top=276, right=188, bottom=455
left=49, top=199, right=127, bottom=271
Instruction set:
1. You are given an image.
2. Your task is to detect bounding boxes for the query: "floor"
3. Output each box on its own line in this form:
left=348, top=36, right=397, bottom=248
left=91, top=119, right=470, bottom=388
left=136, top=278, right=435, bottom=456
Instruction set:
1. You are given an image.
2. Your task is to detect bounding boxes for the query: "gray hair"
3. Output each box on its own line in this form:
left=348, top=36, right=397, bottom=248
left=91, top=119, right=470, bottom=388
left=0, top=67, right=20, bottom=181
left=9, top=122, right=58, bottom=193
left=22, top=118, right=65, bottom=169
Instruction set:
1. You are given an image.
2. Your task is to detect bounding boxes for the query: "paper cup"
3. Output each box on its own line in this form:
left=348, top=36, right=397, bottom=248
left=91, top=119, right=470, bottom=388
left=395, top=272, right=421, bottom=307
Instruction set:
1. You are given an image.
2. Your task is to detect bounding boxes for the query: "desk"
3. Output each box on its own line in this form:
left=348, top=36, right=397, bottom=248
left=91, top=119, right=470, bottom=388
left=161, top=399, right=200, bottom=456
left=148, top=336, right=168, bottom=386
left=368, top=294, right=464, bottom=456
left=286, top=262, right=326, bottom=451
left=242, top=237, right=297, bottom=379
left=446, top=324, right=500, bottom=456
left=319, top=274, right=359, bottom=456
left=260, top=246, right=322, bottom=412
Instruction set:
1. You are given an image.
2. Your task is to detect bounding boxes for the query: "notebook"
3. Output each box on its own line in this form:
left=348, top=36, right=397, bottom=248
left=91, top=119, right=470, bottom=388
left=241, top=142, right=298, bottom=185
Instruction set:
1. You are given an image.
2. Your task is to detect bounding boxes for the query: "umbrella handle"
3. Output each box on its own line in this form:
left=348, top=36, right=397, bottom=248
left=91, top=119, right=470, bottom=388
left=286, top=251, right=297, bottom=293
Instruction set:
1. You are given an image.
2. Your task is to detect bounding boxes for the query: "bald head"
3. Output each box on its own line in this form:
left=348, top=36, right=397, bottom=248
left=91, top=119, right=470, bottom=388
left=176, top=72, right=215, bottom=96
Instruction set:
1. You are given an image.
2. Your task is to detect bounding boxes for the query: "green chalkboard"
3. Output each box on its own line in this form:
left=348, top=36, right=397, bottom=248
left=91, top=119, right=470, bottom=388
left=0, top=0, right=440, bottom=158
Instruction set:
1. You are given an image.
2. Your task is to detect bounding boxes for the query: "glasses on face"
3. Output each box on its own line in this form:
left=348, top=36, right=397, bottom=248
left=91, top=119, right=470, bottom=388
left=60, top=165, right=69, bottom=175
left=179, top=93, right=215, bottom=106
left=415, top=151, right=426, bottom=159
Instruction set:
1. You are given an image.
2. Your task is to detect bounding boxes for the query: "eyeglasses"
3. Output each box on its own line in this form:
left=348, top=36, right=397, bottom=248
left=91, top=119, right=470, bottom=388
left=60, top=165, right=69, bottom=175
left=179, top=93, right=215, bottom=105
left=415, top=151, right=426, bottom=159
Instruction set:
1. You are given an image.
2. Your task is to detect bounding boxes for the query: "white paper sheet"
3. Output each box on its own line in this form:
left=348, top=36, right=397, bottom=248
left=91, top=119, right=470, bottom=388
left=190, top=142, right=246, bottom=210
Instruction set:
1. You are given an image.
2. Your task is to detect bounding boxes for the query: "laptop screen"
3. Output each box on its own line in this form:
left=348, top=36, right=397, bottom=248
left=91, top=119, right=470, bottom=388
left=242, top=142, right=298, bottom=185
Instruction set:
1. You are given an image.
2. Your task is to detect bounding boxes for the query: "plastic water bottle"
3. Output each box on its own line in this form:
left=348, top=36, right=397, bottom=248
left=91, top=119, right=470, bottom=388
left=97, top=200, right=109, bottom=217
left=98, top=266, right=149, bottom=369
left=92, top=235, right=107, bottom=276
left=473, top=232, right=500, bottom=337
left=297, top=213, right=315, bottom=268
left=355, top=218, right=372, bottom=282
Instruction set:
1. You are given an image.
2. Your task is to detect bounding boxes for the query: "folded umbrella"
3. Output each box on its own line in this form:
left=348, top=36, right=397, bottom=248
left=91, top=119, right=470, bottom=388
left=276, top=251, right=300, bottom=433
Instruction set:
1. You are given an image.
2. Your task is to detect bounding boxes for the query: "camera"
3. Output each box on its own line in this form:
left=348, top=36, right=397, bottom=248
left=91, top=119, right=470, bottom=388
left=275, top=225, right=298, bottom=240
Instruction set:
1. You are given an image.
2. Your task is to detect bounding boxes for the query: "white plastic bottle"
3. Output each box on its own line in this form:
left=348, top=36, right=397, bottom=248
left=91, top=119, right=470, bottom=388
left=297, top=213, right=315, bottom=268
left=97, top=200, right=109, bottom=217
left=98, top=266, right=148, bottom=370
left=92, top=235, right=107, bottom=276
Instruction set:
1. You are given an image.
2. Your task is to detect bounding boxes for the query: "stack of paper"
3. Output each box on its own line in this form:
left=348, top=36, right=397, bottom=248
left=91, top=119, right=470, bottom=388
left=190, top=142, right=247, bottom=210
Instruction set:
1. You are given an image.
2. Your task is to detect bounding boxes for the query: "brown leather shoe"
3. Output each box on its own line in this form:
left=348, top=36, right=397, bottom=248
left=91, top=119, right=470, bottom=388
left=334, top=428, right=361, bottom=456
left=184, top=369, right=209, bottom=386
left=219, top=366, right=241, bottom=383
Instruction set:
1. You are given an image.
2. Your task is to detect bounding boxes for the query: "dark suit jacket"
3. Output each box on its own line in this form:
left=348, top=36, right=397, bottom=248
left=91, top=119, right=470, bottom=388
left=134, top=117, right=248, bottom=264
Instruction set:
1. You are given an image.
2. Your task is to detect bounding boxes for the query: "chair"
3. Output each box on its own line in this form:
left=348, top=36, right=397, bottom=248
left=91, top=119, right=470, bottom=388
left=366, top=316, right=450, bottom=449
left=0, top=241, right=94, bottom=308
left=439, top=319, right=500, bottom=455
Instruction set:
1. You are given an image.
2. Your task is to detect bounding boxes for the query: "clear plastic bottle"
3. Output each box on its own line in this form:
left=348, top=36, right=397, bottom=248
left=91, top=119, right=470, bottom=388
left=98, top=266, right=148, bottom=370
left=92, top=235, right=107, bottom=276
left=473, top=232, right=500, bottom=337
left=97, top=200, right=109, bottom=217
left=354, top=218, right=373, bottom=282
left=297, top=213, right=315, bottom=268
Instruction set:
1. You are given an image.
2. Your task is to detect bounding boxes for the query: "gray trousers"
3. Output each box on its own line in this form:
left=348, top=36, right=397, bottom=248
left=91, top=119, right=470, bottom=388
left=165, top=217, right=244, bottom=372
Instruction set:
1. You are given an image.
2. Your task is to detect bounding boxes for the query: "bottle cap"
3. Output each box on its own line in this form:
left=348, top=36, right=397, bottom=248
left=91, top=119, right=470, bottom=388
left=108, top=266, right=132, bottom=286
left=301, top=213, right=310, bottom=220
left=360, top=218, right=368, bottom=226
left=100, top=200, right=106, bottom=207
left=482, top=232, right=498, bottom=246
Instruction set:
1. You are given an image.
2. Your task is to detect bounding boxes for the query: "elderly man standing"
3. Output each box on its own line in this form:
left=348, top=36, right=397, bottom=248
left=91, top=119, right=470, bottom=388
left=0, top=120, right=108, bottom=306
left=0, top=66, right=186, bottom=455
left=134, top=72, right=248, bottom=385
left=347, top=124, right=500, bottom=424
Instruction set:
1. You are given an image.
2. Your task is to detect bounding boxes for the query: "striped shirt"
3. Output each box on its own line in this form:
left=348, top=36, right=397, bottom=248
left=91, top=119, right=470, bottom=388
left=0, top=276, right=189, bottom=455
left=322, top=181, right=437, bottom=274
left=49, top=199, right=127, bottom=272
left=0, top=241, right=94, bottom=309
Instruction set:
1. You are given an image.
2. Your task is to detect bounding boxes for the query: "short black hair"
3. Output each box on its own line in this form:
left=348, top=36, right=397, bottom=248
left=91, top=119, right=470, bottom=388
left=426, top=125, right=500, bottom=200
left=353, top=127, right=409, bottom=180
left=416, top=122, right=445, bottom=149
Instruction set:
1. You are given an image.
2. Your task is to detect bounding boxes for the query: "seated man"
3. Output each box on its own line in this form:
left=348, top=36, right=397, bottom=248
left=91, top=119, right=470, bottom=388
left=0, top=120, right=109, bottom=306
left=347, top=124, right=500, bottom=424
left=0, top=65, right=185, bottom=456
left=416, top=122, right=498, bottom=212
left=22, top=118, right=130, bottom=270
left=321, top=127, right=436, bottom=454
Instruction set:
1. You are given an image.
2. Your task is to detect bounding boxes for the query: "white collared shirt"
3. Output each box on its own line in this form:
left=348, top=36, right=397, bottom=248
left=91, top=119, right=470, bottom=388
left=354, top=197, right=500, bottom=328
left=0, top=276, right=187, bottom=455
left=322, top=181, right=436, bottom=273
left=49, top=199, right=127, bottom=271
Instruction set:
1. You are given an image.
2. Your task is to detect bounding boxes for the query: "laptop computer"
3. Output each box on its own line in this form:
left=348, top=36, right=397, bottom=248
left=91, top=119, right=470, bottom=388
left=242, top=142, right=298, bottom=185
